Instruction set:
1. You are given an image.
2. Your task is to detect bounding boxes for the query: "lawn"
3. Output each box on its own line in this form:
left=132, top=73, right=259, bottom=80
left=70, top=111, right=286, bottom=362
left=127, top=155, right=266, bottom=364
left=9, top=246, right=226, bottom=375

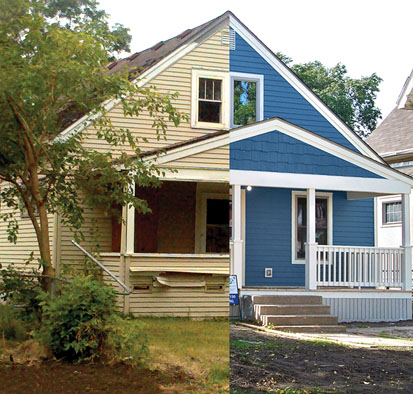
left=0, top=317, right=229, bottom=394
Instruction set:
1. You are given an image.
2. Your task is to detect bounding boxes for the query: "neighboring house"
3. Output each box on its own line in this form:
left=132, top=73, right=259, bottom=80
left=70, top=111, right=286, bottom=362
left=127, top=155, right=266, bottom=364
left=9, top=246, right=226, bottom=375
left=1, top=12, right=412, bottom=322
left=366, top=70, right=413, bottom=248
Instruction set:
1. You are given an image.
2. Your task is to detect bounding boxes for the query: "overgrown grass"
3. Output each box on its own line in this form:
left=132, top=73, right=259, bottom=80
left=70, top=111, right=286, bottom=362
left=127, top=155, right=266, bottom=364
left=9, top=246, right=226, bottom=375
left=0, top=304, right=28, bottom=341
left=139, top=317, right=229, bottom=393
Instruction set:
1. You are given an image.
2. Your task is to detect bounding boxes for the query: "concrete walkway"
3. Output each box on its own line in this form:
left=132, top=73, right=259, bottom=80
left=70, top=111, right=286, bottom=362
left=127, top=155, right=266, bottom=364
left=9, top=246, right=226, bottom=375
left=239, top=322, right=413, bottom=348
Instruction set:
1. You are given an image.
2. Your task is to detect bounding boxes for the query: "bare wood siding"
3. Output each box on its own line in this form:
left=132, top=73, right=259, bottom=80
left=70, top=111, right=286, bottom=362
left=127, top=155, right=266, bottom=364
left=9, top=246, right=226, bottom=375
left=81, top=25, right=230, bottom=162
left=167, top=145, right=229, bottom=169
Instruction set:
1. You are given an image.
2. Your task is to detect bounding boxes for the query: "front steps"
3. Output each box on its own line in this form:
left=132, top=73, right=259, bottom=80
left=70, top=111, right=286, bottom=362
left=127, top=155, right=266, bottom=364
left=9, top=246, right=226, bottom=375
left=252, top=295, right=346, bottom=333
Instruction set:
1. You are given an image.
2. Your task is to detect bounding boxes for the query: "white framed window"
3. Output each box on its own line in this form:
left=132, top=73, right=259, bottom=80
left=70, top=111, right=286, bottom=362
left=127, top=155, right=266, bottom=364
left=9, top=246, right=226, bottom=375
left=383, top=200, right=402, bottom=225
left=291, top=191, right=333, bottom=264
left=230, top=72, right=263, bottom=128
left=191, top=69, right=229, bottom=130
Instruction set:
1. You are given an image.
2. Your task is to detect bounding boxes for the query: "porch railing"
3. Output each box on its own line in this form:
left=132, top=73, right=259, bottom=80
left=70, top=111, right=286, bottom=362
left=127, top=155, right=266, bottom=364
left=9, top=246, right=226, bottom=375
left=316, top=245, right=404, bottom=288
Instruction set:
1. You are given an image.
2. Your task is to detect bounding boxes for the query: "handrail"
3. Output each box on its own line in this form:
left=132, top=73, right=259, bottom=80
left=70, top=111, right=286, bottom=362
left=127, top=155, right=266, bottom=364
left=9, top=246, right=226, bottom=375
left=71, top=240, right=131, bottom=294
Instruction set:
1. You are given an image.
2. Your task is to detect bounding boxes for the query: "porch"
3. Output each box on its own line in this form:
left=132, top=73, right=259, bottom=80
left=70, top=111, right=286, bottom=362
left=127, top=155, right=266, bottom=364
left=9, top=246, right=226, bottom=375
left=100, top=179, right=230, bottom=318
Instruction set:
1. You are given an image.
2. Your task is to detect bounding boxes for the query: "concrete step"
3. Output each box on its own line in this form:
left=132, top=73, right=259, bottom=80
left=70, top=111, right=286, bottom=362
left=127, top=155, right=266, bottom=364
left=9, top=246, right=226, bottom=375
left=271, top=325, right=347, bottom=334
left=263, top=314, right=339, bottom=326
left=255, top=304, right=331, bottom=316
left=252, top=295, right=323, bottom=305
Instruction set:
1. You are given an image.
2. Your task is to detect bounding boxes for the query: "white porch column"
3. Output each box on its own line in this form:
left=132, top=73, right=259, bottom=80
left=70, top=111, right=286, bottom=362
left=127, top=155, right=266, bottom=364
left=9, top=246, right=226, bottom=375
left=401, top=192, right=412, bottom=291
left=125, top=181, right=136, bottom=255
left=232, top=184, right=244, bottom=288
left=305, top=188, right=317, bottom=290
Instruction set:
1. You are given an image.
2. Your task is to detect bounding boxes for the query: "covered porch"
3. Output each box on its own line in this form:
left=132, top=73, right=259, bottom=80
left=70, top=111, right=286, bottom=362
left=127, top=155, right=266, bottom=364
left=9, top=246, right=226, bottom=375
left=100, top=178, right=230, bottom=318
left=230, top=171, right=413, bottom=322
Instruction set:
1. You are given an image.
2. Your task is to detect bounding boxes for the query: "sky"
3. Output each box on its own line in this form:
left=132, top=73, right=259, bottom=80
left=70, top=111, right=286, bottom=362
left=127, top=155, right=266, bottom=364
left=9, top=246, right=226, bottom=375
left=100, top=0, right=413, bottom=124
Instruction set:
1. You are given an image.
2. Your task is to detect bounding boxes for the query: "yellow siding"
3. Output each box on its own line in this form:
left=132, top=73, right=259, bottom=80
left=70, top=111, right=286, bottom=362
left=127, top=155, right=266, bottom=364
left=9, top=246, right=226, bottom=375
left=81, top=24, right=230, bottom=165
left=0, top=193, right=55, bottom=271
left=57, top=205, right=113, bottom=272
left=167, top=145, right=229, bottom=169
left=100, top=253, right=229, bottom=318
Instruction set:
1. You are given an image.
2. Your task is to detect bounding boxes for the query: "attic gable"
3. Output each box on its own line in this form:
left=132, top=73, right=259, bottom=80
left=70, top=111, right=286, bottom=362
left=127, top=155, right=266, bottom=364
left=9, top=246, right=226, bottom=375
left=228, top=13, right=383, bottom=162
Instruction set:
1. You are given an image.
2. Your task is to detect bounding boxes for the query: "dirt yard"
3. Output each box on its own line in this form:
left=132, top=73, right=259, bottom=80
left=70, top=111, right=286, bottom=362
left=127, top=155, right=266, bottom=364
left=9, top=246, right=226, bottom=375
left=230, top=324, right=413, bottom=394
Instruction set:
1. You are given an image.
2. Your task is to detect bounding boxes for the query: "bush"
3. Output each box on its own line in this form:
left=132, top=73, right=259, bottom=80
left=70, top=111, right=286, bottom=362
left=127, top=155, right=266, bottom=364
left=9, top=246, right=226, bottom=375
left=105, top=314, right=149, bottom=365
left=38, top=275, right=117, bottom=361
left=0, top=304, right=28, bottom=341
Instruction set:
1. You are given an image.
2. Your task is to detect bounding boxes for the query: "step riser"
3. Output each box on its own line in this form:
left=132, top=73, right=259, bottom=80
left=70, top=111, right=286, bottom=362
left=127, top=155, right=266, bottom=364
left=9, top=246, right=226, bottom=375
left=253, top=295, right=323, bottom=305
left=255, top=305, right=331, bottom=317
left=263, top=315, right=338, bottom=326
left=274, top=326, right=346, bottom=334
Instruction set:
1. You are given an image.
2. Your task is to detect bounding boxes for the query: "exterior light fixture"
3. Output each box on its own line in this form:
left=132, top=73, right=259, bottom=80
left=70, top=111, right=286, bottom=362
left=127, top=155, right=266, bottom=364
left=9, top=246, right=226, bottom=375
left=246, top=185, right=252, bottom=191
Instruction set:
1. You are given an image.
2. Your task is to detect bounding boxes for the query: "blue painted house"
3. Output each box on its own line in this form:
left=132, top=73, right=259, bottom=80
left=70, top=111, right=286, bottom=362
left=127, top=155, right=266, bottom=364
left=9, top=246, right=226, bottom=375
left=227, top=12, right=413, bottom=322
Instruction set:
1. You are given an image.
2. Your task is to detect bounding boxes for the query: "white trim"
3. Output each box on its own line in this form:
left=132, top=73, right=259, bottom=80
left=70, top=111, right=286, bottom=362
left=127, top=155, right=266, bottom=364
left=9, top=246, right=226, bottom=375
left=229, top=16, right=383, bottom=162
left=191, top=69, right=230, bottom=130
left=397, top=69, right=413, bottom=108
left=230, top=170, right=411, bottom=194
left=291, top=191, right=333, bottom=265
left=230, top=72, right=264, bottom=128
left=152, top=132, right=229, bottom=165
left=229, top=118, right=413, bottom=185
left=160, top=168, right=229, bottom=183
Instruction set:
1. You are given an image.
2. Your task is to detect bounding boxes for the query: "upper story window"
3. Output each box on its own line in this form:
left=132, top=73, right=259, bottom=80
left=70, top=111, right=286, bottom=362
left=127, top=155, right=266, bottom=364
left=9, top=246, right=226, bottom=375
left=230, top=72, right=263, bottom=127
left=198, top=78, right=222, bottom=123
left=191, top=69, right=229, bottom=130
left=383, top=201, right=402, bottom=224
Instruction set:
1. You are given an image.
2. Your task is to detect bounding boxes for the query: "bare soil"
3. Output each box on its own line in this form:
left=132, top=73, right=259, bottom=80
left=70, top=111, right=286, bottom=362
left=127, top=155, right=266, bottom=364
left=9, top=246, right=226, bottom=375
left=230, top=324, right=413, bottom=393
left=0, top=360, right=191, bottom=393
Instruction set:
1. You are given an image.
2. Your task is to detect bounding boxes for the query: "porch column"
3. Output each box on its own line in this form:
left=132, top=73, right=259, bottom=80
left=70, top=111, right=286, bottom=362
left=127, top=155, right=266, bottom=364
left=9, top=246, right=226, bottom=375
left=125, top=180, right=136, bottom=255
left=232, top=184, right=244, bottom=288
left=305, top=188, right=317, bottom=290
left=401, top=192, right=412, bottom=291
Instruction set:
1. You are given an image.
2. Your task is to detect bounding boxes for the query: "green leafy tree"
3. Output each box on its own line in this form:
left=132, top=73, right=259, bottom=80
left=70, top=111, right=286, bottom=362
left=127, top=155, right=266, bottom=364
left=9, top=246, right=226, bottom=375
left=233, top=81, right=257, bottom=126
left=276, top=52, right=382, bottom=137
left=0, top=0, right=185, bottom=291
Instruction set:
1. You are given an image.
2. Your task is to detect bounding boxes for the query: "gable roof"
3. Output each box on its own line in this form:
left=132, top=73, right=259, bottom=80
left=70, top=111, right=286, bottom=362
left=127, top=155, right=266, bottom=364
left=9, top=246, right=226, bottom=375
left=230, top=117, right=413, bottom=189
left=59, top=11, right=385, bottom=166
left=366, top=68, right=413, bottom=160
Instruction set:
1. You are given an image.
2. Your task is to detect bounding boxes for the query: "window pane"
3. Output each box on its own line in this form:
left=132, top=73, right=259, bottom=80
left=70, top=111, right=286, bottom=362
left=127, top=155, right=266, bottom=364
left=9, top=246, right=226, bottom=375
left=233, top=80, right=257, bottom=126
left=214, top=80, right=222, bottom=101
left=206, top=199, right=229, bottom=253
left=206, top=79, right=214, bottom=100
left=384, top=202, right=402, bottom=223
left=198, top=101, right=221, bottom=123
left=199, top=78, right=206, bottom=99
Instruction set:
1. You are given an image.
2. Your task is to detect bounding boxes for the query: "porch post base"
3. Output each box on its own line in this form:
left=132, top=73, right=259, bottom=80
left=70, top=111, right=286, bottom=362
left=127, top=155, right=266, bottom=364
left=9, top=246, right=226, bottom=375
left=305, top=242, right=317, bottom=290
left=232, top=239, right=244, bottom=289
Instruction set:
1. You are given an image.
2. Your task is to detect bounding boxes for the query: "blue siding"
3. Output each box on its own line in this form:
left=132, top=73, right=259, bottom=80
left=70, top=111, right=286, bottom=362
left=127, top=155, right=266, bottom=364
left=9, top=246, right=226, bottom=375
left=245, top=188, right=375, bottom=287
left=333, top=192, right=375, bottom=246
left=231, top=131, right=382, bottom=178
left=230, top=30, right=360, bottom=153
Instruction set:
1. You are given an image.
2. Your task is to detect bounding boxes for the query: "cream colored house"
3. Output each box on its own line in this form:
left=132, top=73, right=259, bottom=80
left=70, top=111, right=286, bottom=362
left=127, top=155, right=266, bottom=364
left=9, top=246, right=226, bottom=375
left=1, top=13, right=234, bottom=318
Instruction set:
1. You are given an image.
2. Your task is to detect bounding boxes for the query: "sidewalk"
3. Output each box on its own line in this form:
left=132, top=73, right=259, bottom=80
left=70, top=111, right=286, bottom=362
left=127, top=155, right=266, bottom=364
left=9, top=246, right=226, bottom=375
left=239, top=322, right=413, bottom=348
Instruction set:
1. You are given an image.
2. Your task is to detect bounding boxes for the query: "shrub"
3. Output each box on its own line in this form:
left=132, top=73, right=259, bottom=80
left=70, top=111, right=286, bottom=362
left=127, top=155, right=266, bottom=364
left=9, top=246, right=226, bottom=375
left=38, top=275, right=117, bottom=361
left=105, top=314, right=149, bottom=365
left=0, top=304, right=28, bottom=341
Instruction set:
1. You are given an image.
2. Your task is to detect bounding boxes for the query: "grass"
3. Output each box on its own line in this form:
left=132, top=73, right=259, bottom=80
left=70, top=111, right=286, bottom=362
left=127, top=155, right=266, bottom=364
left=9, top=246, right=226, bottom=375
left=139, top=317, right=229, bottom=393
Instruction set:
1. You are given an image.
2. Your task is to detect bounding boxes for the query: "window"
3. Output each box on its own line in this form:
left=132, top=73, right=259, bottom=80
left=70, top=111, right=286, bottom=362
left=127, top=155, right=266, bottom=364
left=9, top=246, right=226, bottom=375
left=198, top=78, right=222, bottom=123
left=230, top=72, right=263, bottom=127
left=292, top=191, right=332, bottom=263
left=383, top=201, right=402, bottom=224
left=191, top=70, right=228, bottom=129
left=206, top=199, right=230, bottom=253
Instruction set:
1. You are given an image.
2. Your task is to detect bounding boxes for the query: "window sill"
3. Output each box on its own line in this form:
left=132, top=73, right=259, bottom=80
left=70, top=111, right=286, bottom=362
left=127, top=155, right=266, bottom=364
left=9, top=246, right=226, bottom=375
left=191, top=122, right=229, bottom=131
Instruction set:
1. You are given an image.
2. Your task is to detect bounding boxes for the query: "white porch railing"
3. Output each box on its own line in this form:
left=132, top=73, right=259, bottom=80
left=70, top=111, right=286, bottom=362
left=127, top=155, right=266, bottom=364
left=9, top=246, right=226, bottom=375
left=316, top=245, right=404, bottom=288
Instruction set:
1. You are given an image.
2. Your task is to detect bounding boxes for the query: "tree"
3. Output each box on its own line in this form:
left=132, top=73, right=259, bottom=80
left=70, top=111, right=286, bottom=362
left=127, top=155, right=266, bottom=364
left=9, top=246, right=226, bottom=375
left=276, top=53, right=382, bottom=137
left=0, top=0, right=185, bottom=291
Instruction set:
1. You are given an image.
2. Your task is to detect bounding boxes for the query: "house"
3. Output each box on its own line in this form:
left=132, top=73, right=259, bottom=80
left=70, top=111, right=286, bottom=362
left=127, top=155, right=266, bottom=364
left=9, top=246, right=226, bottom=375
left=366, top=69, right=413, bottom=248
left=1, top=11, right=412, bottom=322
